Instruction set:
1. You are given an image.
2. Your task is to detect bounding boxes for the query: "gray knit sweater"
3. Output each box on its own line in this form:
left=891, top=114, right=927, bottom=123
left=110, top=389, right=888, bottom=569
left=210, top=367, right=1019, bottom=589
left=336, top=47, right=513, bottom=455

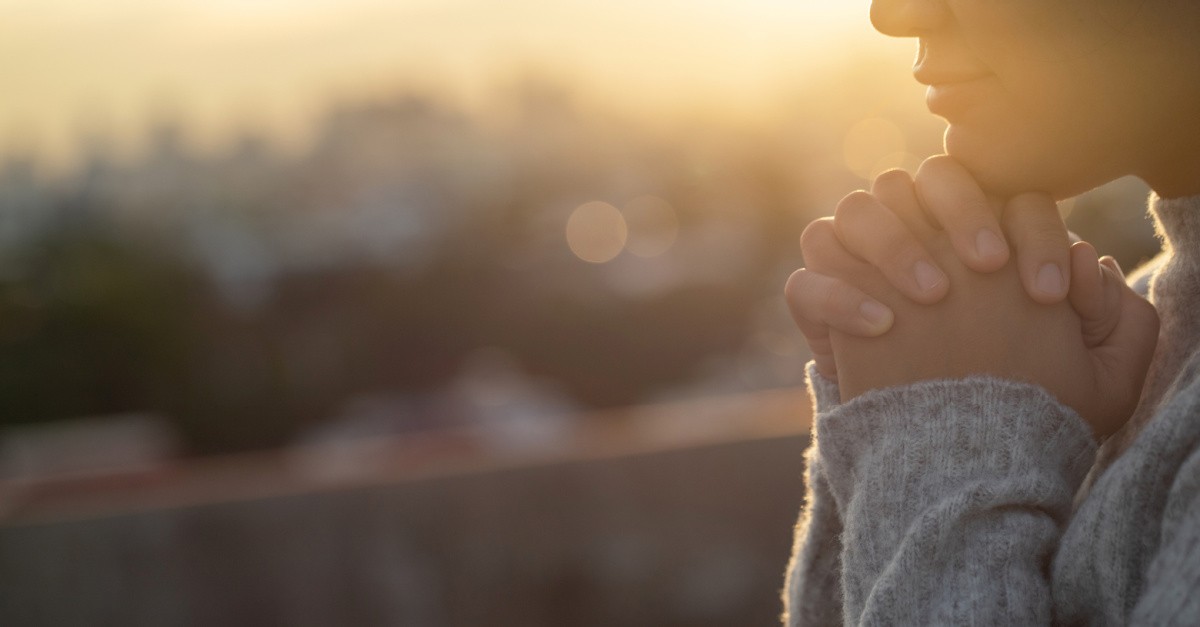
left=782, top=194, right=1200, bottom=625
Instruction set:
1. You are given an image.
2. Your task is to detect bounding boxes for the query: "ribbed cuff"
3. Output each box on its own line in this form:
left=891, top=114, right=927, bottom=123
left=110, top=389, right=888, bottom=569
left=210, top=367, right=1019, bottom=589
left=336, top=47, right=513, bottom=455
left=816, top=376, right=1097, bottom=516
left=806, top=361, right=842, bottom=415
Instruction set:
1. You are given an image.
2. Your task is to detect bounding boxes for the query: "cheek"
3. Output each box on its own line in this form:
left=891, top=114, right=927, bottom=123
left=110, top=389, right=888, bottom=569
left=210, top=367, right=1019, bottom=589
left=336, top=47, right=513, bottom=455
left=942, top=62, right=1126, bottom=196
left=942, top=1, right=1178, bottom=195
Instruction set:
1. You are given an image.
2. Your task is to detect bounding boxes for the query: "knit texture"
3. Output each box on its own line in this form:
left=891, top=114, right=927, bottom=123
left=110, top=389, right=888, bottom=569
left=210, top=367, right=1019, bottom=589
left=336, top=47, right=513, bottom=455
left=1093, top=194, right=1200, bottom=476
left=782, top=194, right=1200, bottom=625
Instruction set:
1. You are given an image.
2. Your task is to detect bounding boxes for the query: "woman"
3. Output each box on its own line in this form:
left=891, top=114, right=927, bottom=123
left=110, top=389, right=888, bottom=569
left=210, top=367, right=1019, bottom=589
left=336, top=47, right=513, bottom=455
left=782, top=0, right=1200, bottom=624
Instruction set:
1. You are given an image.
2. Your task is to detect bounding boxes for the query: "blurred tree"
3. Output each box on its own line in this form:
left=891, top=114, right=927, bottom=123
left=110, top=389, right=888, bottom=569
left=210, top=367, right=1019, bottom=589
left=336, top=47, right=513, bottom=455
left=0, top=208, right=196, bottom=428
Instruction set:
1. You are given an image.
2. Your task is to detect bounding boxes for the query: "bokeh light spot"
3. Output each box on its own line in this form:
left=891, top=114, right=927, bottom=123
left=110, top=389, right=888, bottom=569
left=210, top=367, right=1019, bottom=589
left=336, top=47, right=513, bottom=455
left=843, top=117, right=906, bottom=180
left=566, top=201, right=628, bottom=263
left=622, top=195, right=679, bottom=258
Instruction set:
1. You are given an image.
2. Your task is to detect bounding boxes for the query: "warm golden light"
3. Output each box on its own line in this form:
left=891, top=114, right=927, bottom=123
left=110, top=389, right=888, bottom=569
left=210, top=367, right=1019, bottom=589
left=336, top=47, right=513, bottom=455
left=0, top=0, right=881, bottom=171
left=622, top=195, right=678, bottom=258
left=843, top=117, right=906, bottom=180
left=869, top=151, right=923, bottom=181
left=566, top=201, right=628, bottom=264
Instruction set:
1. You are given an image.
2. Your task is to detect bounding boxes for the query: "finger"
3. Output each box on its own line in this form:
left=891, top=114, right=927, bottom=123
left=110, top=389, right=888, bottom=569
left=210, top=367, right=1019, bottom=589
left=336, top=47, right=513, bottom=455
left=914, top=155, right=1010, bottom=272
left=1002, top=192, right=1072, bottom=304
left=1110, top=287, right=1160, bottom=383
left=831, top=190, right=948, bottom=304
left=812, top=352, right=839, bottom=383
left=871, top=168, right=939, bottom=239
left=1091, top=286, right=1159, bottom=437
left=801, top=217, right=864, bottom=275
left=1069, top=241, right=1120, bottom=347
left=784, top=264, right=893, bottom=382
left=1099, top=255, right=1125, bottom=280
left=784, top=268, right=894, bottom=340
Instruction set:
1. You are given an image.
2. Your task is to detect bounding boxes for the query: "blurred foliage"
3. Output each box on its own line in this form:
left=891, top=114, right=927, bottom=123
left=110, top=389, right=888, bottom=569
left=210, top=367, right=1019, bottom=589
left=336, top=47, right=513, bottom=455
left=1, top=210, right=196, bottom=427
left=0, top=85, right=813, bottom=455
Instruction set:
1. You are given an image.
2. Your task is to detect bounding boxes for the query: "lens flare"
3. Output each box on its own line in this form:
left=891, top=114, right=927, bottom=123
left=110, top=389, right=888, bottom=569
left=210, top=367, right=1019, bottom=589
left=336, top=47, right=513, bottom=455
left=566, top=201, right=628, bottom=263
left=622, top=195, right=678, bottom=258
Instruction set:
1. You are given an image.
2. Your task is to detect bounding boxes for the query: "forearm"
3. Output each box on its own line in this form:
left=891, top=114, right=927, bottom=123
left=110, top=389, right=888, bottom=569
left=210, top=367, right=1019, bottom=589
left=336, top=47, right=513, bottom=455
left=792, top=370, right=1096, bottom=624
left=1129, top=448, right=1200, bottom=625
left=783, top=364, right=846, bottom=626
left=783, top=444, right=844, bottom=627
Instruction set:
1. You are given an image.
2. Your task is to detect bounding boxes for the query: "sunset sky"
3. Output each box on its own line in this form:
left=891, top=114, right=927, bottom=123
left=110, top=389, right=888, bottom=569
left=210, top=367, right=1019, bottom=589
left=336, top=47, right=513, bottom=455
left=0, top=0, right=914, bottom=171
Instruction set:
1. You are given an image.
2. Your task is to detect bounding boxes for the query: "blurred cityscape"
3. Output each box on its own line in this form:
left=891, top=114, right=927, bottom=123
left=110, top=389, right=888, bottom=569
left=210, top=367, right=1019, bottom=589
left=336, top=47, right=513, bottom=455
left=0, top=8, right=1163, bottom=622
left=0, top=60, right=949, bottom=458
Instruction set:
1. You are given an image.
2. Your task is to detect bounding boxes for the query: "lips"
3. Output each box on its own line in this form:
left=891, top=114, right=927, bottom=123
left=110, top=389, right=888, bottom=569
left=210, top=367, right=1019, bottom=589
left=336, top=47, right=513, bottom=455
left=924, top=76, right=994, bottom=118
left=912, top=41, right=994, bottom=118
left=912, top=39, right=991, bottom=85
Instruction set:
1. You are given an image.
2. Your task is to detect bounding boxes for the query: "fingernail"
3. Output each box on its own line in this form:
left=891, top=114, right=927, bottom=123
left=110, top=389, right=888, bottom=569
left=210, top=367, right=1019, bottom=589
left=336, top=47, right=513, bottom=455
left=859, top=299, right=893, bottom=330
left=1036, top=263, right=1064, bottom=296
left=975, top=228, right=1007, bottom=261
left=913, top=260, right=945, bottom=293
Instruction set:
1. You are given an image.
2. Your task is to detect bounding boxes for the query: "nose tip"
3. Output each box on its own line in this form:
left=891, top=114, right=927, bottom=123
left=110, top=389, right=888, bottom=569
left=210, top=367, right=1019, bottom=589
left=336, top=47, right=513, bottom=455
left=870, top=0, right=948, bottom=37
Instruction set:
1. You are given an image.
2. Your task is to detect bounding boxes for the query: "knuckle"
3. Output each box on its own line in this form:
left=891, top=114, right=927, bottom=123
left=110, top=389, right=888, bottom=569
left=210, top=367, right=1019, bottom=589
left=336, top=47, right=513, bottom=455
left=785, top=270, right=837, bottom=321
left=914, top=156, right=996, bottom=226
left=783, top=268, right=810, bottom=301
left=833, top=190, right=876, bottom=225
left=917, top=154, right=956, bottom=176
left=800, top=217, right=837, bottom=253
left=872, top=168, right=913, bottom=191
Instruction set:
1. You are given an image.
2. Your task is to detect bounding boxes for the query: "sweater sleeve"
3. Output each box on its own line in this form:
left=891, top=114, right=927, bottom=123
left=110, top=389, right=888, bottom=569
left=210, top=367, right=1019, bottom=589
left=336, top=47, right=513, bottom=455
left=1130, top=445, right=1200, bottom=625
left=786, top=372, right=1097, bottom=625
left=782, top=363, right=846, bottom=626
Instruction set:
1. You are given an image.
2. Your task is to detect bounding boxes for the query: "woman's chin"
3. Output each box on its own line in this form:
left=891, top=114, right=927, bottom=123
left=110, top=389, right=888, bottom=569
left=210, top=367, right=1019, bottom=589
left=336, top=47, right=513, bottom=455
left=943, top=126, right=1102, bottom=200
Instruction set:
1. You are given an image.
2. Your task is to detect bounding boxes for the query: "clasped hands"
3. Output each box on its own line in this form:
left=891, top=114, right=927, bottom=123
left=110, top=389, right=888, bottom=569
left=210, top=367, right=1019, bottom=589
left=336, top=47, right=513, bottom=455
left=786, top=156, right=1159, bottom=439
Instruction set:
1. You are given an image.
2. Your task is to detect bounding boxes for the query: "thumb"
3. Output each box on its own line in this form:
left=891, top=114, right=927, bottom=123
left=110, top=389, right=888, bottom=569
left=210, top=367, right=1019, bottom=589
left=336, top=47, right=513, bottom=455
left=1068, top=241, right=1123, bottom=348
left=1097, top=285, right=1160, bottom=383
left=1088, top=283, right=1159, bottom=439
left=1067, top=242, right=1158, bottom=439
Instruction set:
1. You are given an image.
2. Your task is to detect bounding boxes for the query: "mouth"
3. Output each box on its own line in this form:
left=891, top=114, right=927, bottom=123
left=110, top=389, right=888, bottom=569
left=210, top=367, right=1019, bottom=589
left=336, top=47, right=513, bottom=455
left=923, top=76, right=994, bottom=118
left=913, top=41, right=994, bottom=118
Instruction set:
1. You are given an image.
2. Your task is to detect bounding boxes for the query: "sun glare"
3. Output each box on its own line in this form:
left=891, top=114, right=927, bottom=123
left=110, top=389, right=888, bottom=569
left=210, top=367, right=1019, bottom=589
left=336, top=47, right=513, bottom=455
left=844, top=117, right=908, bottom=180
left=0, top=0, right=880, bottom=171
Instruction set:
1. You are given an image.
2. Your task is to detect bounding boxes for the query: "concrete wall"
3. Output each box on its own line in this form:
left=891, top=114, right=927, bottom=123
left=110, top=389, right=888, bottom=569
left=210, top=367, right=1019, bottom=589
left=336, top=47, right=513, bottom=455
left=0, top=432, right=811, bottom=626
